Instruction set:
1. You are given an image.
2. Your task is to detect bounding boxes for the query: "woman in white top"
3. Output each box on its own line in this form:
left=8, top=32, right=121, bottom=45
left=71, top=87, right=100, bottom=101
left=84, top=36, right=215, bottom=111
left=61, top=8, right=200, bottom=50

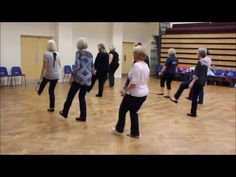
left=37, top=40, right=61, bottom=112
left=112, top=45, right=150, bottom=138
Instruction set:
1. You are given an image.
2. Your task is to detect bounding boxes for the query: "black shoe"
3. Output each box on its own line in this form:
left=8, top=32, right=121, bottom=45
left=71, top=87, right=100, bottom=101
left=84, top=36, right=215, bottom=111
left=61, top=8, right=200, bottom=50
left=170, top=97, right=178, bottom=103
left=185, top=97, right=191, bottom=100
left=47, top=108, right=54, bottom=112
left=127, top=133, right=140, bottom=139
left=59, top=111, right=67, bottom=119
left=187, top=113, right=197, bottom=117
left=75, top=117, right=86, bottom=122
left=96, top=94, right=102, bottom=97
left=157, top=93, right=164, bottom=95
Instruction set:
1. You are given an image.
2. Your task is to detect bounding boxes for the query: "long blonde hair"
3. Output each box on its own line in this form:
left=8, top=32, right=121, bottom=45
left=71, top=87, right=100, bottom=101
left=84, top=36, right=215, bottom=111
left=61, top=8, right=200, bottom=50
left=97, top=43, right=107, bottom=53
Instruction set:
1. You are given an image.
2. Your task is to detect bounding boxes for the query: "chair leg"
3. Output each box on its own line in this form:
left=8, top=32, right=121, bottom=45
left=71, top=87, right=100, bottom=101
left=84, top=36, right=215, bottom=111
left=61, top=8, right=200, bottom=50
left=24, top=75, right=26, bottom=86
left=14, top=76, right=16, bottom=86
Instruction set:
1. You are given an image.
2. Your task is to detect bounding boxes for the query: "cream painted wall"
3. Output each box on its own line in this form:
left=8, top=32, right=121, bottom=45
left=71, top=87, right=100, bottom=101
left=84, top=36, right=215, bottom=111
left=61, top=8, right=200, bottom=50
left=123, top=23, right=159, bottom=58
left=72, top=23, right=112, bottom=60
left=0, top=22, right=159, bottom=84
left=1, top=23, right=57, bottom=72
left=111, top=23, right=123, bottom=78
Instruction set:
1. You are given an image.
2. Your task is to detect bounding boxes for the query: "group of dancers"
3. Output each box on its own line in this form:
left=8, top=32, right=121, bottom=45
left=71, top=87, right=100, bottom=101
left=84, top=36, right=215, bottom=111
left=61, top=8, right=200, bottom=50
left=36, top=38, right=210, bottom=138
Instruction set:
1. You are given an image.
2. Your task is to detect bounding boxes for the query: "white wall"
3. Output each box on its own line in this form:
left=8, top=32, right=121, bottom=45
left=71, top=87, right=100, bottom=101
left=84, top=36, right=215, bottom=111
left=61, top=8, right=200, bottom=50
left=1, top=23, right=57, bottom=72
left=72, top=23, right=112, bottom=59
left=0, top=22, right=159, bottom=84
left=123, top=23, right=159, bottom=58
left=111, top=23, right=123, bottom=78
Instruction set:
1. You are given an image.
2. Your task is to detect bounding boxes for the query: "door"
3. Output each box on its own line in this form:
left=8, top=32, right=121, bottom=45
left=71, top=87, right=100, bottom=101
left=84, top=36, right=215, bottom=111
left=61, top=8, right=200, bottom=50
left=21, top=36, right=52, bottom=81
left=122, top=42, right=134, bottom=74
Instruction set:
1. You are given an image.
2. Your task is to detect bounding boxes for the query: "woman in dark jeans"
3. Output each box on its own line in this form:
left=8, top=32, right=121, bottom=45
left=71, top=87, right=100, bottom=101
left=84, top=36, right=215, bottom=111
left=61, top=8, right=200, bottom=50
left=88, top=43, right=109, bottom=97
left=59, top=37, right=93, bottom=121
left=157, top=48, right=178, bottom=98
left=37, top=40, right=61, bottom=112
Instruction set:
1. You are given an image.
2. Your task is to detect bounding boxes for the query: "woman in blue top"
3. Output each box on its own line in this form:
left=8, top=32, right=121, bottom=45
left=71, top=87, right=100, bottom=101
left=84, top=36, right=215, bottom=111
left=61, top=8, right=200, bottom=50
left=157, top=48, right=178, bottom=98
left=59, top=37, right=93, bottom=121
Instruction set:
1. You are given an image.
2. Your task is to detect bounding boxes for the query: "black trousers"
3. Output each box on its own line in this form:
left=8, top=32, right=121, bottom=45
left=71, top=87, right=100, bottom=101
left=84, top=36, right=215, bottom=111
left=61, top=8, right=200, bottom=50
left=190, top=83, right=203, bottom=115
left=174, top=81, right=203, bottom=116
left=38, top=77, right=58, bottom=109
left=160, top=74, right=175, bottom=90
left=108, top=65, right=119, bottom=87
left=62, top=81, right=88, bottom=119
left=174, top=81, right=190, bottom=100
left=188, top=87, right=204, bottom=104
left=89, top=74, right=107, bottom=96
left=116, top=94, right=147, bottom=136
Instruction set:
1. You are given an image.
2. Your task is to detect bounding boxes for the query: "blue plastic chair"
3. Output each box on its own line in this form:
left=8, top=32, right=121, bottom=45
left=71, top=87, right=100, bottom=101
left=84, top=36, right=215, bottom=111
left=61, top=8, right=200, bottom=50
left=63, top=65, right=72, bottom=82
left=0, top=67, right=12, bottom=86
left=11, top=66, right=26, bottom=86
left=223, top=70, right=236, bottom=87
left=212, top=69, right=225, bottom=85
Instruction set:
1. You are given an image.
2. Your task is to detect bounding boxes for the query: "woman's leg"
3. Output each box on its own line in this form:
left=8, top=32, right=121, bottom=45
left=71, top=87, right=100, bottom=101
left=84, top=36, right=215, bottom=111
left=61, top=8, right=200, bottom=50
left=37, top=77, right=48, bottom=95
left=61, top=81, right=80, bottom=117
left=78, top=85, right=88, bottom=120
left=129, top=95, right=147, bottom=136
left=48, top=79, right=58, bottom=109
left=158, top=75, right=166, bottom=95
left=115, top=95, right=130, bottom=133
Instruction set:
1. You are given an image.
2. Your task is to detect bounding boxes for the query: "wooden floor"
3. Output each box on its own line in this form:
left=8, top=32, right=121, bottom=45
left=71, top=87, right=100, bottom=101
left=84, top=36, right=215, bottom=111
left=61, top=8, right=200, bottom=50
left=0, top=77, right=235, bottom=154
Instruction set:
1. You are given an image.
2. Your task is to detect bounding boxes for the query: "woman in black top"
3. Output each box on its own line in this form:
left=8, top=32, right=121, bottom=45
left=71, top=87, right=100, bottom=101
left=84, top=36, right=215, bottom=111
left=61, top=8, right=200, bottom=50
left=88, top=43, right=109, bottom=97
left=170, top=48, right=208, bottom=118
left=108, top=46, right=120, bottom=87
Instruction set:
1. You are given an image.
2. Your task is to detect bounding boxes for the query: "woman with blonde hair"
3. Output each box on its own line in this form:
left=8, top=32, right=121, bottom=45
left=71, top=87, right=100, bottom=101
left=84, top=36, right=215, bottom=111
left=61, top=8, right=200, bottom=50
left=157, top=48, right=178, bottom=98
left=88, top=43, right=109, bottom=97
left=37, top=40, right=61, bottom=112
left=112, top=45, right=150, bottom=138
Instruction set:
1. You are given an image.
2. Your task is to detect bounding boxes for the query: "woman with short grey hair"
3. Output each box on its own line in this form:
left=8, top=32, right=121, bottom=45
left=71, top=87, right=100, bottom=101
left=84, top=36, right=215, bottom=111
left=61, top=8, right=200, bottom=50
left=37, top=40, right=61, bottom=112
left=59, top=37, right=93, bottom=121
left=170, top=48, right=208, bottom=117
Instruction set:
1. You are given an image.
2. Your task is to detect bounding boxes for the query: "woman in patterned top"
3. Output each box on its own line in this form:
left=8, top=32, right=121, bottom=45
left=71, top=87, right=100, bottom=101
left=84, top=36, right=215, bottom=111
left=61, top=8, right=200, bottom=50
left=59, top=37, right=93, bottom=121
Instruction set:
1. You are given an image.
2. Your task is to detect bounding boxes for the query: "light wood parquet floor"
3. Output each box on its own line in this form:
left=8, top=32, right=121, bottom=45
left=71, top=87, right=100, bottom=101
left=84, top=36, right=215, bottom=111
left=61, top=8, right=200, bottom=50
left=0, top=77, right=235, bottom=154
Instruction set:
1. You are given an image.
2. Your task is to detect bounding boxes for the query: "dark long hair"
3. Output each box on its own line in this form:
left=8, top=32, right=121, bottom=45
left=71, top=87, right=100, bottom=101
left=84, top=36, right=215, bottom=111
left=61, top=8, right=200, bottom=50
left=53, top=52, right=57, bottom=67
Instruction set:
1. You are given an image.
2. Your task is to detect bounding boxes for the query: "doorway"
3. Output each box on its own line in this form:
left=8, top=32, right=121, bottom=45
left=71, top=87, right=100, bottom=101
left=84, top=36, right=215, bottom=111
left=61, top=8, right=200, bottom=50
left=21, top=35, right=53, bottom=82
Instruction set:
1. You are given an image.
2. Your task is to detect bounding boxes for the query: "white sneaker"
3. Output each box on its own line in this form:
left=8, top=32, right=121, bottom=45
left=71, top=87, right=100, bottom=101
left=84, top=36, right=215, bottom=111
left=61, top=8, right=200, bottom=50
left=36, top=82, right=40, bottom=92
left=112, top=127, right=123, bottom=136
